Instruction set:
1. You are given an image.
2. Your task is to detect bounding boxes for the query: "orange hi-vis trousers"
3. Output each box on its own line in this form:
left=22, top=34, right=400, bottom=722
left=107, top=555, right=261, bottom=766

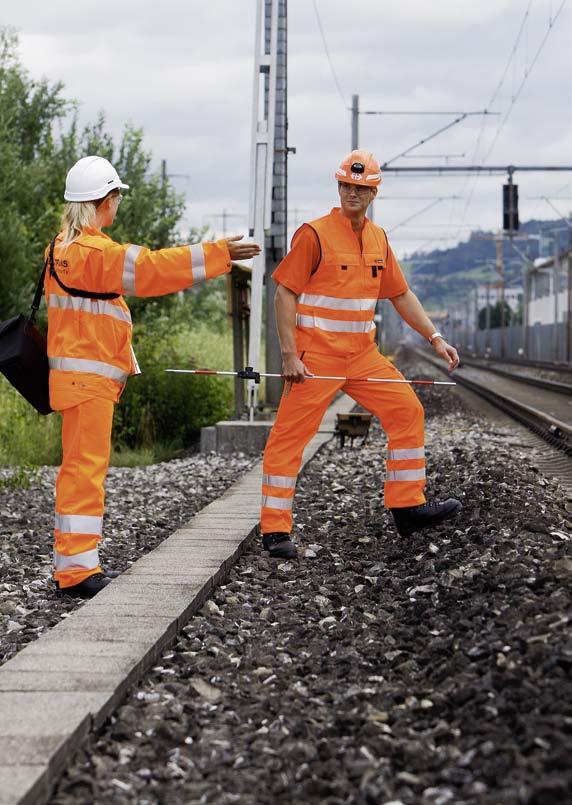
left=52, top=395, right=115, bottom=589
left=261, top=345, right=426, bottom=535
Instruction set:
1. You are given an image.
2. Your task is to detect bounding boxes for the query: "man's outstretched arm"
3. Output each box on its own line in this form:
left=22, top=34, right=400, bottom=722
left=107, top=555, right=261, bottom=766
left=390, top=289, right=459, bottom=371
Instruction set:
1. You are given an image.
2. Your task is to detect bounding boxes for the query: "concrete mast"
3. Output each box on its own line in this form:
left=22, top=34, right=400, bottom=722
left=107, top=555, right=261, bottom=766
left=264, top=0, right=288, bottom=407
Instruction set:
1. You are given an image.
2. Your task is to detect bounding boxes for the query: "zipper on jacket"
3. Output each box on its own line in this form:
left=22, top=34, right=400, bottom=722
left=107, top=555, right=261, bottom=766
left=371, top=266, right=378, bottom=278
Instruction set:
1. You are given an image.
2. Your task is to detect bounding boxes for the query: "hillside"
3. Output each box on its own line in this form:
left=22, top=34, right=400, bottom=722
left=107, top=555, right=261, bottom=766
left=403, top=217, right=570, bottom=311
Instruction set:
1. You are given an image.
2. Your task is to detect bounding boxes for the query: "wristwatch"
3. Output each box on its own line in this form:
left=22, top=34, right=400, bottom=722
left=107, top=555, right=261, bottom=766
left=428, top=331, right=443, bottom=345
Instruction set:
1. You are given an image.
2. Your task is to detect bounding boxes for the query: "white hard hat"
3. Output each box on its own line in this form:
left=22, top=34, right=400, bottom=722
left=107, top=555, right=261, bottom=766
left=64, top=156, right=130, bottom=202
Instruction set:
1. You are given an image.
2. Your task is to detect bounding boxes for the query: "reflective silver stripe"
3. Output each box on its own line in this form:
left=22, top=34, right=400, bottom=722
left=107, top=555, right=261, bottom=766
left=388, top=447, right=425, bottom=461
left=262, top=473, right=297, bottom=489
left=49, top=357, right=129, bottom=384
left=189, top=244, right=206, bottom=284
left=296, top=314, right=376, bottom=334
left=261, top=495, right=293, bottom=510
left=53, top=547, right=100, bottom=572
left=387, top=469, right=426, bottom=482
left=48, top=294, right=132, bottom=325
left=299, top=294, right=377, bottom=312
left=123, top=244, right=143, bottom=295
left=55, top=512, right=103, bottom=535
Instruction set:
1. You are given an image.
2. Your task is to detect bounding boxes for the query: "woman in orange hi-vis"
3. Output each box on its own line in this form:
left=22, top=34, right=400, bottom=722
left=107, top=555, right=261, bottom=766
left=261, top=150, right=462, bottom=559
left=47, top=156, right=260, bottom=597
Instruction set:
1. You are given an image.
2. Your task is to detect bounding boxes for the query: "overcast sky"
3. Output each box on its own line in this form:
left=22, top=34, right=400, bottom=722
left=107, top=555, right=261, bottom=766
left=5, top=0, right=572, bottom=257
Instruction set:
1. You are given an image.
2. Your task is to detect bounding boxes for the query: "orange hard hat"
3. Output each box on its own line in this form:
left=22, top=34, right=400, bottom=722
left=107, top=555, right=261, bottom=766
left=335, top=149, right=382, bottom=187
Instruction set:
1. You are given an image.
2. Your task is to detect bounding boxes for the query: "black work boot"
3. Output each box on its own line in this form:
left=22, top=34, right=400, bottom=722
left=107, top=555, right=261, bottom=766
left=391, top=498, right=462, bottom=538
left=55, top=568, right=120, bottom=591
left=57, top=572, right=112, bottom=598
left=262, top=532, right=298, bottom=559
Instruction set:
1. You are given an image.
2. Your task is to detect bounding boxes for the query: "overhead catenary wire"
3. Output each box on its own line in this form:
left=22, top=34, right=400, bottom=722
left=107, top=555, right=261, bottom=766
left=540, top=197, right=572, bottom=229
left=472, top=0, right=534, bottom=165
left=311, top=0, right=347, bottom=107
left=381, top=115, right=469, bottom=168
left=455, top=0, right=542, bottom=230
left=386, top=198, right=444, bottom=234
left=482, top=0, right=568, bottom=164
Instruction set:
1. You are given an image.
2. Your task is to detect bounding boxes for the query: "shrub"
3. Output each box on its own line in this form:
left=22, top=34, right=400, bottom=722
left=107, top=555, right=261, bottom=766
left=112, top=312, right=234, bottom=449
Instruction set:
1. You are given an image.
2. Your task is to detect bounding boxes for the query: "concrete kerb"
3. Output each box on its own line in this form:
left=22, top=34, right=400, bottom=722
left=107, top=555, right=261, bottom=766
left=0, top=393, right=354, bottom=805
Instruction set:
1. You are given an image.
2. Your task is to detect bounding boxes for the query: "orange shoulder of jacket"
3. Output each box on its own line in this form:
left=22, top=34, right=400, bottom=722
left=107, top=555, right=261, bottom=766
left=76, top=233, right=114, bottom=252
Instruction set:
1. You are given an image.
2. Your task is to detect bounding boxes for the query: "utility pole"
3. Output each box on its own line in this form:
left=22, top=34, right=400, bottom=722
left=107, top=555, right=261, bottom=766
left=248, top=0, right=287, bottom=414
left=554, top=239, right=560, bottom=360
left=206, top=210, right=246, bottom=238
left=351, top=94, right=359, bottom=150
left=495, top=233, right=505, bottom=358
left=161, top=159, right=167, bottom=222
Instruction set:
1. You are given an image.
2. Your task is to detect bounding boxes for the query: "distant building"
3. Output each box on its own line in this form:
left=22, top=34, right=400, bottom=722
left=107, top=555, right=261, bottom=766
left=527, top=250, right=571, bottom=326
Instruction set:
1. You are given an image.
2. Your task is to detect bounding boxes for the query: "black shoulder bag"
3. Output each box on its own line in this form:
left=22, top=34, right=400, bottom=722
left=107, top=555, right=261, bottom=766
left=0, top=244, right=54, bottom=415
left=0, top=239, right=120, bottom=416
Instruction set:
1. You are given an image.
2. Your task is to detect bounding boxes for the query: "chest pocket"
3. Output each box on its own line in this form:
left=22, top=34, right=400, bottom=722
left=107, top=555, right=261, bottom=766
left=316, top=253, right=361, bottom=293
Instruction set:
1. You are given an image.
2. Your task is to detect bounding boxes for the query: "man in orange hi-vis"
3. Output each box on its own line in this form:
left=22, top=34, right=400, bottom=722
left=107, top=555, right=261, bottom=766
left=47, top=156, right=260, bottom=596
left=261, top=149, right=461, bottom=559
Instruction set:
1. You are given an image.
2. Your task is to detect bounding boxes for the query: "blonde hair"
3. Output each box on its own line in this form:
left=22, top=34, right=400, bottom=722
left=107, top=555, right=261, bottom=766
left=59, top=189, right=119, bottom=246
left=60, top=201, right=97, bottom=246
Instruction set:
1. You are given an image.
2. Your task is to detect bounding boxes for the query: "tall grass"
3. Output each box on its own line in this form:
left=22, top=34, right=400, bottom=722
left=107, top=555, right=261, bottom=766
left=0, top=380, right=62, bottom=465
left=0, top=319, right=234, bottom=467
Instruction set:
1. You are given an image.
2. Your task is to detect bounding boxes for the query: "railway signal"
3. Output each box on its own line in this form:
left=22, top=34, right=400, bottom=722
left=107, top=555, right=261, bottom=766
left=503, top=182, right=519, bottom=232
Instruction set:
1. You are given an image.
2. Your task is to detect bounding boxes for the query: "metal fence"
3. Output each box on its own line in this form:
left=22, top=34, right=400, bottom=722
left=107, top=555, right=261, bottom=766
left=450, top=322, right=571, bottom=364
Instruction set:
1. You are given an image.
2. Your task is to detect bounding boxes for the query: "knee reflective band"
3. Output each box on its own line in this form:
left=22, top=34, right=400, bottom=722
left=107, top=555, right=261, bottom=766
left=386, top=469, right=426, bottom=481
left=261, top=495, right=294, bottom=510
left=261, top=471, right=299, bottom=534
left=53, top=546, right=100, bottom=572
left=262, top=473, right=296, bottom=489
left=55, top=513, right=103, bottom=534
left=388, top=447, right=425, bottom=460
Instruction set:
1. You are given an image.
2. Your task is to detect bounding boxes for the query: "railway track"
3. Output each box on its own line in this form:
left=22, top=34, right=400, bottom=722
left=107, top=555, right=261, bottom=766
left=459, top=356, right=572, bottom=396
left=408, top=346, right=572, bottom=457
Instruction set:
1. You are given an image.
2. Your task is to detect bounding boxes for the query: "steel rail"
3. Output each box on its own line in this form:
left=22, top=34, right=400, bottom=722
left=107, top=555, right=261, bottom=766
left=458, top=357, right=572, bottom=397
left=410, top=348, right=572, bottom=455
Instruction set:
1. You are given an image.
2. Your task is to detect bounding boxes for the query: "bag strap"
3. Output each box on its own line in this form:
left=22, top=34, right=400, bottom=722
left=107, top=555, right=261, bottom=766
left=48, top=238, right=120, bottom=301
left=29, top=252, right=50, bottom=325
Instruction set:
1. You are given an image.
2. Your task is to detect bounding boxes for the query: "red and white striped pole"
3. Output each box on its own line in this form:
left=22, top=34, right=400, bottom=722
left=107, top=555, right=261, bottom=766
left=165, top=367, right=456, bottom=386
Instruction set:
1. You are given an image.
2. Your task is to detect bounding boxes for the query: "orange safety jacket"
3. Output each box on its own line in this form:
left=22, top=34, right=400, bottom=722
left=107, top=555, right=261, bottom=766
left=273, top=208, right=408, bottom=356
left=44, top=227, right=231, bottom=402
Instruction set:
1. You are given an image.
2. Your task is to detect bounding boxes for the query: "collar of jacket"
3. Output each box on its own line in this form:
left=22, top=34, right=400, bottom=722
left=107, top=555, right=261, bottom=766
left=329, top=206, right=371, bottom=233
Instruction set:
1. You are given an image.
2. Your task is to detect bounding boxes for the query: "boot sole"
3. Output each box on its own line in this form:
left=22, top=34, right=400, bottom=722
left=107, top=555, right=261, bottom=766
left=266, top=549, right=298, bottom=560
left=397, top=501, right=463, bottom=538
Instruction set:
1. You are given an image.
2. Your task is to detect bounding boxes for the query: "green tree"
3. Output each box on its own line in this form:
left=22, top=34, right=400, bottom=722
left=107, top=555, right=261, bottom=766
left=0, top=29, right=186, bottom=320
left=478, top=300, right=513, bottom=329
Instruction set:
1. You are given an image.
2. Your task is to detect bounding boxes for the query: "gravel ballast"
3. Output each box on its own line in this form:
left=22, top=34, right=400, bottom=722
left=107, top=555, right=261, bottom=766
left=0, top=452, right=256, bottom=668
left=47, top=357, right=572, bottom=805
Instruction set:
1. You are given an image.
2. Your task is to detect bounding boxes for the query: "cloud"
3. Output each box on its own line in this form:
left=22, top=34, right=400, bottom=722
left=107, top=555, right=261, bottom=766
left=5, top=0, right=570, bottom=255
